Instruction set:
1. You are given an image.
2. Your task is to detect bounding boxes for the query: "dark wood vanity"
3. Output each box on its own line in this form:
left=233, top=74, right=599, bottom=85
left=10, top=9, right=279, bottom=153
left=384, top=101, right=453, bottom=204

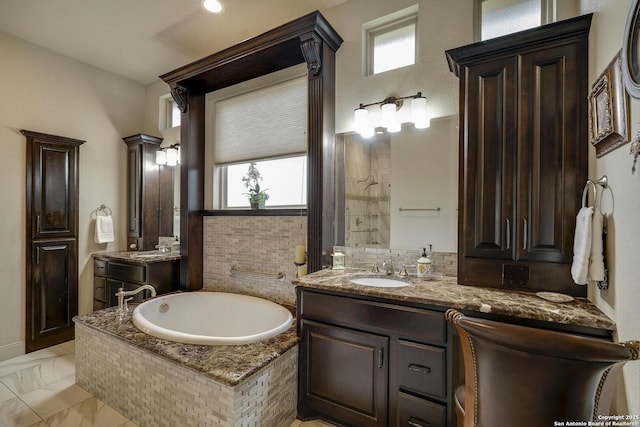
left=298, top=288, right=457, bottom=427
left=92, top=253, right=179, bottom=311
left=295, top=269, right=614, bottom=427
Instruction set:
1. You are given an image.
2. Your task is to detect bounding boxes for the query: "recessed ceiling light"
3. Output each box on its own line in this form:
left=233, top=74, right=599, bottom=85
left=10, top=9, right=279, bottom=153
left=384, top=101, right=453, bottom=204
left=202, top=0, right=224, bottom=13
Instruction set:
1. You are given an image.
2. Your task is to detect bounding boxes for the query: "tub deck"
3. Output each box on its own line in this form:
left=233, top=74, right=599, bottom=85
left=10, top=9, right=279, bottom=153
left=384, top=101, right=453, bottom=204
left=73, top=303, right=298, bottom=386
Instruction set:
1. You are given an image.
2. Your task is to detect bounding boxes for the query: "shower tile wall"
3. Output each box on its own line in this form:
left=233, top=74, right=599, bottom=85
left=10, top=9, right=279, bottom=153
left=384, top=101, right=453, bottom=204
left=344, top=134, right=391, bottom=248
left=203, top=216, right=306, bottom=305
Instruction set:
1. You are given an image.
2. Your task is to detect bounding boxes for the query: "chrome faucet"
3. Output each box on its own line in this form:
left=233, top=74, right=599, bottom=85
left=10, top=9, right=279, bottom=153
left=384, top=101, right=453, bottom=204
left=116, top=285, right=156, bottom=319
left=382, top=259, right=395, bottom=276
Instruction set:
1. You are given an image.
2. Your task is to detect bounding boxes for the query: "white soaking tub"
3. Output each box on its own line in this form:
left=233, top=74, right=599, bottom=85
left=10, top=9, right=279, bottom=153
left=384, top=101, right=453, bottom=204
left=132, top=291, right=293, bottom=345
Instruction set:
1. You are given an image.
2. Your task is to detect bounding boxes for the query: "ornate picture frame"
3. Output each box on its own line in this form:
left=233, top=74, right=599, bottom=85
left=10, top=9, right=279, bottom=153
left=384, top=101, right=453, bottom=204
left=588, top=51, right=630, bottom=157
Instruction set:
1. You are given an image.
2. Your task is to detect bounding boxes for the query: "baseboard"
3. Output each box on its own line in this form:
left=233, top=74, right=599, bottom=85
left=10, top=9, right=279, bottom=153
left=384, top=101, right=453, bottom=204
left=0, top=340, right=25, bottom=362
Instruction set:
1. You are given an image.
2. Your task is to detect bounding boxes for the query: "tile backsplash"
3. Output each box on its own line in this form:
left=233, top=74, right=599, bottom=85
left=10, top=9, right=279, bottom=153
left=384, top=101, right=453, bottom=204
left=203, top=216, right=306, bottom=305
left=333, top=246, right=457, bottom=277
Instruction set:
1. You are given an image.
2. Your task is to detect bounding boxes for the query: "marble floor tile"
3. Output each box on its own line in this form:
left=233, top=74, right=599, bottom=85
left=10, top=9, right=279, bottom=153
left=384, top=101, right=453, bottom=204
left=0, top=382, right=43, bottom=427
left=44, top=396, right=133, bottom=427
left=0, top=345, right=72, bottom=378
left=19, top=374, right=92, bottom=419
left=1, top=354, right=76, bottom=396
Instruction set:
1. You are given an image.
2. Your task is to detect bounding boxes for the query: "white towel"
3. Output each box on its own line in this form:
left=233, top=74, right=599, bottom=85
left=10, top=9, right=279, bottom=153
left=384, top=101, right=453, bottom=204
left=95, top=215, right=115, bottom=243
left=571, top=206, right=593, bottom=285
left=589, top=210, right=605, bottom=281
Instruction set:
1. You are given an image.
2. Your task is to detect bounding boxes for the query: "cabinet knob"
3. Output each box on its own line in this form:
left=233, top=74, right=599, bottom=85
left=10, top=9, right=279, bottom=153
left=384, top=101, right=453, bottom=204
left=129, top=243, right=137, bottom=249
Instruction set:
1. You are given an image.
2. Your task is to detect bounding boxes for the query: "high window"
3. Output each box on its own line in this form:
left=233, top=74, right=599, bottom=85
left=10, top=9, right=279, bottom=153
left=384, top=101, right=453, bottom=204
left=478, top=0, right=544, bottom=41
left=365, top=6, right=418, bottom=75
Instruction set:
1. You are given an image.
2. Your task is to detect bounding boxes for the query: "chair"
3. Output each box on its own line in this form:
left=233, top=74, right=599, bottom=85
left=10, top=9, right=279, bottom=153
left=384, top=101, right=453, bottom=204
left=446, top=309, right=639, bottom=427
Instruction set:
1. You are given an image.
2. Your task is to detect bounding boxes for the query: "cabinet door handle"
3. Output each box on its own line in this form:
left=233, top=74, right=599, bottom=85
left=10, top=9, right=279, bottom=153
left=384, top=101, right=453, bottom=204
left=408, top=364, right=431, bottom=374
left=36, top=247, right=40, bottom=265
left=523, top=218, right=528, bottom=250
left=36, top=215, right=41, bottom=233
left=378, top=348, right=384, bottom=368
left=506, top=218, right=510, bottom=249
left=407, top=417, right=430, bottom=427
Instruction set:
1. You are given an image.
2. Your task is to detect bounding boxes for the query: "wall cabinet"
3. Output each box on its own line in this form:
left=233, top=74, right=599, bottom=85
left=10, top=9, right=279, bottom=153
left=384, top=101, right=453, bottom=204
left=446, top=15, right=592, bottom=296
left=92, top=256, right=179, bottom=311
left=297, top=288, right=457, bottom=427
left=23, top=130, right=84, bottom=353
left=123, top=133, right=174, bottom=251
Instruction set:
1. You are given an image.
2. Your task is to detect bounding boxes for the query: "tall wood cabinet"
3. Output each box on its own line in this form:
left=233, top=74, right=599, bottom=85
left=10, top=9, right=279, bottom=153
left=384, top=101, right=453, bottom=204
left=123, top=134, right=174, bottom=251
left=23, top=130, right=84, bottom=353
left=446, top=14, right=592, bottom=297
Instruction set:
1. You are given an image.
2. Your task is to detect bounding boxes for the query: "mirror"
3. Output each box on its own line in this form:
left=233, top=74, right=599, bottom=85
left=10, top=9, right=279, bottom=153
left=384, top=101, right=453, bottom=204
left=159, top=126, right=181, bottom=239
left=336, top=115, right=459, bottom=252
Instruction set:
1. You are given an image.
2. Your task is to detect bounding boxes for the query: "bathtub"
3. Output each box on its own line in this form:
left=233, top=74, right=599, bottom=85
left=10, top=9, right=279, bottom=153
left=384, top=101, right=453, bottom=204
left=132, top=291, right=293, bottom=345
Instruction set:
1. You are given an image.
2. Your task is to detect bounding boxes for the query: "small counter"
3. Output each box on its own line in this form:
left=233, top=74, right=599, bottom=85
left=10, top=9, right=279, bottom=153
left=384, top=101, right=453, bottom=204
left=93, top=250, right=181, bottom=264
left=293, top=268, right=615, bottom=334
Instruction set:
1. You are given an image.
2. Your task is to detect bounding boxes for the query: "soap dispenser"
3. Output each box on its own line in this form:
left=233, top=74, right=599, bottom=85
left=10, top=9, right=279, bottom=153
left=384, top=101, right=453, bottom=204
left=417, top=246, right=432, bottom=278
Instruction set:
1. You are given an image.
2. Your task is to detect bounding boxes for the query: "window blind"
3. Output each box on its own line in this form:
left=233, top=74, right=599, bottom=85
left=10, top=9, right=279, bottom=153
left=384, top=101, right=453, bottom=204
left=213, top=76, right=307, bottom=164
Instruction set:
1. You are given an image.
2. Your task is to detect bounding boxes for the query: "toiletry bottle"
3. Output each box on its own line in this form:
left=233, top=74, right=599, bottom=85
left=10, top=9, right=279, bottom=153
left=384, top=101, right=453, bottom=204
left=417, top=248, right=432, bottom=278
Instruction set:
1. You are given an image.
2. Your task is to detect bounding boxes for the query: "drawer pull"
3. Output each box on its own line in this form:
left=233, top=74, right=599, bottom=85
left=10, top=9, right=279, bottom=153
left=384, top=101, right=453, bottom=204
left=378, top=348, right=384, bottom=368
left=408, top=364, right=431, bottom=374
left=407, top=416, right=430, bottom=427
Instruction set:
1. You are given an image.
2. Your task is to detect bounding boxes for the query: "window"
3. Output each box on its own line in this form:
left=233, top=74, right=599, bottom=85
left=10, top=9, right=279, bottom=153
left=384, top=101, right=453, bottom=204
left=365, top=6, right=418, bottom=75
left=159, top=94, right=181, bottom=129
left=478, top=0, right=543, bottom=41
left=222, top=156, right=307, bottom=208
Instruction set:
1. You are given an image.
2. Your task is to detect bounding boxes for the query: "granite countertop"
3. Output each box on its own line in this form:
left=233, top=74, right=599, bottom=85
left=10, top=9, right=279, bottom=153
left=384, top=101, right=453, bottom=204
left=293, top=269, right=616, bottom=332
left=93, top=250, right=181, bottom=264
left=74, top=302, right=299, bottom=386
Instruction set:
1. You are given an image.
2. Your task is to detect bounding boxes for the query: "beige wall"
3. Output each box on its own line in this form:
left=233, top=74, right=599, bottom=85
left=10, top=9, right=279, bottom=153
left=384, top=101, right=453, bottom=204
left=579, top=0, right=640, bottom=415
left=0, top=32, right=145, bottom=361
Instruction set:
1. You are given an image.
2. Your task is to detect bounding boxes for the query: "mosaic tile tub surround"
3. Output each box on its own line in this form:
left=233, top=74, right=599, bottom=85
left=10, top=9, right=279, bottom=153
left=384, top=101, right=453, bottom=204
left=75, top=308, right=298, bottom=427
left=203, top=216, right=307, bottom=306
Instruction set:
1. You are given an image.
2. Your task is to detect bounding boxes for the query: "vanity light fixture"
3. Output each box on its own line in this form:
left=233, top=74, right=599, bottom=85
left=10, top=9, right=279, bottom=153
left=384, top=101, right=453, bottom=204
left=354, top=92, right=430, bottom=137
left=202, top=0, right=224, bottom=13
left=156, top=144, right=181, bottom=166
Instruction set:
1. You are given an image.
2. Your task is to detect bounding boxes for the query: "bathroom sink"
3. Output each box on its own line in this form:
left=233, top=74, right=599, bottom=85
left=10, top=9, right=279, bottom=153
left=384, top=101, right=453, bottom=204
left=130, top=252, right=165, bottom=258
left=349, top=277, right=410, bottom=288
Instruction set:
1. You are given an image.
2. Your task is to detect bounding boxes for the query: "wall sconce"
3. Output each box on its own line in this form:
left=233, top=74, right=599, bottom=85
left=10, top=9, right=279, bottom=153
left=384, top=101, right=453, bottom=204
left=354, top=92, right=430, bottom=137
left=156, top=144, right=181, bottom=166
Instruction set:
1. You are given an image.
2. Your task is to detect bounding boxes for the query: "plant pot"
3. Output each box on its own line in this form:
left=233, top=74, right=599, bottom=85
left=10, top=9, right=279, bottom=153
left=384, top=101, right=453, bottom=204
left=250, top=201, right=265, bottom=209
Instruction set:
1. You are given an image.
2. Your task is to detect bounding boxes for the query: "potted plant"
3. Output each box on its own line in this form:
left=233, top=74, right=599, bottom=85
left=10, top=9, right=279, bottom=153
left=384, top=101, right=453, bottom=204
left=242, top=162, right=269, bottom=209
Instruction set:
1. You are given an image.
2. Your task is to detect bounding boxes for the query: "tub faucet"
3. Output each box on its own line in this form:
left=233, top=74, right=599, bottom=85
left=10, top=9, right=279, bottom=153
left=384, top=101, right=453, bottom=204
left=116, top=285, right=156, bottom=319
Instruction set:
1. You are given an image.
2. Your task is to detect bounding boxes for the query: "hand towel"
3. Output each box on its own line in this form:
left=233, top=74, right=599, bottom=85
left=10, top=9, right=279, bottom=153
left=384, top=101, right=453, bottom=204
left=571, top=206, right=593, bottom=285
left=588, top=210, right=605, bottom=281
left=95, top=215, right=115, bottom=243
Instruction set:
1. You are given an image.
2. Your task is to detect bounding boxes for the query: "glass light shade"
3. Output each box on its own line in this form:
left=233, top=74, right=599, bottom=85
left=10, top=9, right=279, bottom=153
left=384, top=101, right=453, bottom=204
left=202, top=0, right=224, bottom=13
left=381, top=102, right=397, bottom=129
left=360, top=126, right=375, bottom=138
left=156, top=150, right=167, bottom=165
left=411, top=95, right=430, bottom=129
left=354, top=107, right=369, bottom=134
left=166, top=148, right=178, bottom=166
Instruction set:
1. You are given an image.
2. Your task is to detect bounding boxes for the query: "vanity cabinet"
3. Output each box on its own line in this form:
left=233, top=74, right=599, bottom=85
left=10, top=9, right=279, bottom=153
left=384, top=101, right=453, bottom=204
left=123, top=133, right=174, bottom=252
left=297, top=288, right=457, bottom=427
left=92, top=256, right=178, bottom=311
left=446, top=14, right=591, bottom=296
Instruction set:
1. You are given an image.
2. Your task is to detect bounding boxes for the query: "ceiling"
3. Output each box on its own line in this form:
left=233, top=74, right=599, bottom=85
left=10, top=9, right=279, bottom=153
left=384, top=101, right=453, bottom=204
left=0, top=0, right=348, bottom=85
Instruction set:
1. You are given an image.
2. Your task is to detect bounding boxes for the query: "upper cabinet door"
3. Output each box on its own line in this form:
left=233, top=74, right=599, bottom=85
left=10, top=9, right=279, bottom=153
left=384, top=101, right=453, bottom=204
left=30, top=138, right=80, bottom=240
left=516, top=42, right=586, bottom=263
left=461, top=57, right=518, bottom=260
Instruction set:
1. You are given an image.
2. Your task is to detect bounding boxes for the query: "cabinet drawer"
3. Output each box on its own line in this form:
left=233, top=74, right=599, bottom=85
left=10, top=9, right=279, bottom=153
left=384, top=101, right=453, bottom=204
left=396, top=392, right=446, bottom=427
left=300, top=291, right=446, bottom=344
left=107, top=262, right=146, bottom=283
left=397, top=340, right=446, bottom=398
left=93, top=276, right=106, bottom=302
left=93, top=259, right=107, bottom=277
